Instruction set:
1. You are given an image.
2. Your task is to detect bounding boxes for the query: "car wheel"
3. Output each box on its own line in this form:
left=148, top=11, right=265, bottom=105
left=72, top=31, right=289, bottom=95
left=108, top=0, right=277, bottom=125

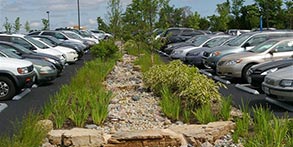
left=0, top=76, right=16, bottom=100
left=242, top=64, right=254, bottom=83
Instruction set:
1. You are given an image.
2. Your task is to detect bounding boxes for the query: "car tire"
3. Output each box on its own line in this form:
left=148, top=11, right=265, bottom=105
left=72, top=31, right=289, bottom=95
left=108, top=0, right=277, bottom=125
left=0, top=76, right=16, bottom=100
left=242, top=64, right=254, bottom=83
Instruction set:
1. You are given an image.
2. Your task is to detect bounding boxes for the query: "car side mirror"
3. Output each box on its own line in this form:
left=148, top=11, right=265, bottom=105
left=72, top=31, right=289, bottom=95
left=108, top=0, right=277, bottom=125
left=269, top=48, right=277, bottom=55
left=30, top=46, right=37, bottom=50
left=203, top=44, right=210, bottom=47
left=13, top=50, right=22, bottom=55
left=243, top=42, right=250, bottom=48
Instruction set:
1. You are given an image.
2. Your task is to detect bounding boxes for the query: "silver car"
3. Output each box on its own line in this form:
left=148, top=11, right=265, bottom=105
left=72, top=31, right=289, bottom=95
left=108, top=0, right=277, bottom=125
left=217, top=38, right=293, bottom=82
left=262, top=65, right=293, bottom=102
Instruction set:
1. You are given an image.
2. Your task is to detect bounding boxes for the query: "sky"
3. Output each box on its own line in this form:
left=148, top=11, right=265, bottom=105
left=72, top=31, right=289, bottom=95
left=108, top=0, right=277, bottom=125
left=0, top=0, right=254, bottom=32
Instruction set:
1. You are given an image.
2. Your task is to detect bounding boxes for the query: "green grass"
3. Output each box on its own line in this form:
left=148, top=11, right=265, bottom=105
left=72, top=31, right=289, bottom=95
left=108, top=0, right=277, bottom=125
left=193, top=103, right=217, bottom=124
left=219, top=96, right=232, bottom=121
left=0, top=112, right=47, bottom=147
left=160, top=86, right=181, bottom=121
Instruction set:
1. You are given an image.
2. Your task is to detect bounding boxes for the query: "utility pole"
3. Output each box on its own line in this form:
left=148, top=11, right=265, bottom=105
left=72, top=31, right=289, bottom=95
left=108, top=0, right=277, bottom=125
left=46, top=11, right=50, bottom=30
left=77, top=0, right=80, bottom=30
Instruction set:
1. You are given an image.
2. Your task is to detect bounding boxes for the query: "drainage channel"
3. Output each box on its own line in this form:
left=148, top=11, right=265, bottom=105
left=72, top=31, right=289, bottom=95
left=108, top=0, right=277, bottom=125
left=0, top=103, right=8, bottom=113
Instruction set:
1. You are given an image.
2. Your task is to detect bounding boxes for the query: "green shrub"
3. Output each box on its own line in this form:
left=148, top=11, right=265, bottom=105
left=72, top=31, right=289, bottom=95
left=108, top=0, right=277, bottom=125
left=90, top=39, right=118, bottom=59
left=143, top=60, right=221, bottom=106
left=160, top=86, right=181, bottom=121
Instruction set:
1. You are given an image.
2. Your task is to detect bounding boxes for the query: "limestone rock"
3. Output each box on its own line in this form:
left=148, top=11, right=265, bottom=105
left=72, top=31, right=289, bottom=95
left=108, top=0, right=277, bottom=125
left=37, top=119, right=53, bottom=133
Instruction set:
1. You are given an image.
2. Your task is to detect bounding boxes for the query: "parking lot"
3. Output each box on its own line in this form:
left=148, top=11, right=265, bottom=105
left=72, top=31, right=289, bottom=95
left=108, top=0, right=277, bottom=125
left=0, top=53, right=91, bottom=136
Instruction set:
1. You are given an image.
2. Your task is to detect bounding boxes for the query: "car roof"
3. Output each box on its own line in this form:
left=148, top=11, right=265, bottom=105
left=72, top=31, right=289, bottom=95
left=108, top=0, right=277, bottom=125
left=0, top=33, right=25, bottom=37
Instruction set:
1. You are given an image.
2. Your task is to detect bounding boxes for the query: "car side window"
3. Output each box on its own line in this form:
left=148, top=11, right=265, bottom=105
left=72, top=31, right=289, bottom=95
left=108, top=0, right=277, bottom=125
left=0, top=36, right=11, bottom=42
left=11, top=37, right=34, bottom=49
left=247, top=35, right=268, bottom=46
left=274, top=41, right=293, bottom=52
left=181, top=30, right=194, bottom=36
left=55, top=33, right=67, bottom=40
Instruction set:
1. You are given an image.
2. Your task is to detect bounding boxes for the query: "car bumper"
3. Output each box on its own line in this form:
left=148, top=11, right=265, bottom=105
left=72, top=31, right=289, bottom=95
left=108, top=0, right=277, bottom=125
left=185, top=55, right=203, bottom=66
left=65, top=53, right=78, bottom=63
left=37, top=69, right=58, bottom=83
left=15, top=71, right=36, bottom=90
left=248, top=74, right=265, bottom=88
left=217, top=64, right=243, bottom=78
left=262, top=83, right=293, bottom=102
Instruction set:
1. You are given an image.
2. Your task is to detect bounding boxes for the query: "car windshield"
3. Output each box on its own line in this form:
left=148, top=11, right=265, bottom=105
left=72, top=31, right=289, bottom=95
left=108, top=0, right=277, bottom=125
left=40, top=38, right=56, bottom=47
left=186, top=36, right=199, bottom=43
left=80, top=31, right=92, bottom=38
left=249, top=40, right=279, bottom=53
left=192, top=35, right=210, bottom=47
left=0, top=49, right=22, bottom=59
left=24, top=36, right=49, bottom=49
left=45, top=36, right=62, bottom=45
left=10, top=44, right=35, bottom=54
left=204, top=37, right=231, bottom=48
left=64, top=32, right=83, bottom=40
left=226, top=33, right=252, bottom=46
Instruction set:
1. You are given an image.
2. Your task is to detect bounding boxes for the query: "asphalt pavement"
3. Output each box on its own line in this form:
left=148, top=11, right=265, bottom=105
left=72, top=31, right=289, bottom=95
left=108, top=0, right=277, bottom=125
left=0, top=53, right=92, bottom=137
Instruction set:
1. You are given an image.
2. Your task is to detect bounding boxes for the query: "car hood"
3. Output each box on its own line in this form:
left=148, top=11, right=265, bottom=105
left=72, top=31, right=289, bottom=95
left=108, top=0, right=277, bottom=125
left=206, top=45, right=240, bottom=53
left=188, top=47, right=210, bottom=54
left=0, top=57, right=32, bottom=67
left=251, top=59, right=293, bottom=72
left=32, top=52, right=61, bottom=61
left=267, top=65, right=293, bottom=79
left=25, top=58, right=53, bottom=66
left=220, top=52, right=257, bottom=61
left=176, top=45, right=198, bottom=51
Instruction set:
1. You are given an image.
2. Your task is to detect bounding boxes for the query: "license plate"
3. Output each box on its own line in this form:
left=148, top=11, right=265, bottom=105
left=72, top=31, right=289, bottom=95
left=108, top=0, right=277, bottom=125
left=263, top=87, right=270, bottom=94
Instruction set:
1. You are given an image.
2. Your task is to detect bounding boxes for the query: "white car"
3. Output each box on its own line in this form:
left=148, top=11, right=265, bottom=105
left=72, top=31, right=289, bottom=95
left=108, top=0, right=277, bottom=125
left=33, top=38, right=78, bottom=63
left=0, top=34, right=66, bottom=65
left=62, top=31, right=98, bottom=46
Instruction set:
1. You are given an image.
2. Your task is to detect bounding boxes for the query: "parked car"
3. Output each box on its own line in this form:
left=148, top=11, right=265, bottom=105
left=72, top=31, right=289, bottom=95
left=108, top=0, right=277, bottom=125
left=185, top=37, right=235, bottom=67
left=0, top=49, right=58, bottom=84
left=29, top=35, right=85, bottom=58
left=0, top=57, right=35, bottom=100
left=33, top=37, right=78, bottom=64
left=0, top=34, right=66, bottom=65
left=61, top=30, right=96, bottom=47
left=262, top=65, right=293, bottom=102
left=202, top=31, right=293, bottom=69
left=158, top=28, right=208, bottom=44
left=217, top=38, right=293, bottom=82
left=0, top=41, right=64, bottom=75
left=55, top=28, right=100, bottom=44
left=170, top=35, right=232, bottom=61
left=247, top=58, right=293, bottom=89
left=91, top=30, right=113, bottom=40
left=28, top=30, right=90, bottom=50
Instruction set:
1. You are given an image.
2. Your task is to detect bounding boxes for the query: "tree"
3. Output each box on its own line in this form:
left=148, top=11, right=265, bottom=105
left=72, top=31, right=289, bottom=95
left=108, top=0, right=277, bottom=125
left=24, top=21, right=30, bottom=32
left=209, top=0, right=230, bottom=31
left=96, top=17, right=110, bottom=32
left=156, top=0, right=172, bottom=29
left=284, top=0, right=293, bottom=29
left=229, top=0, right=244, bottom=28
left=185, top=11, right=201, bottom=29
left=199, top=17, right=210, bottom=30
left=107, top=0, right=123, bottom=38
left=255, top=0, right=283, bottom=28
left=42, top=18, right=49, bottom=30
left=13, top=17, right=22, bottom=33
left=3, top=17, right=12, bottom=33
left=239, top=4, right=260, bottom=29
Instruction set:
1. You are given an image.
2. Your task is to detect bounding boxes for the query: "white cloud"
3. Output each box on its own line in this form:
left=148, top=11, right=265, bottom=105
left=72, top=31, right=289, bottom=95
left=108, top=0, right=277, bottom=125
left=30, top=21, right=41, bottom=28
left=89, top=18, right=96, bottom=25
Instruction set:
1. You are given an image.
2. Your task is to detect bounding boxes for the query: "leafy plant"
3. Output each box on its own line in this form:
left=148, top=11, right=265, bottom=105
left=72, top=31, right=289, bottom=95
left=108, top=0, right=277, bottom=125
left=143, top=60, right=221, bottom=106
left=193, top=103, right=217, bottom=124
left=160, top=86, right=181, bottom=121
left=90, top=39, right=118, bottom=60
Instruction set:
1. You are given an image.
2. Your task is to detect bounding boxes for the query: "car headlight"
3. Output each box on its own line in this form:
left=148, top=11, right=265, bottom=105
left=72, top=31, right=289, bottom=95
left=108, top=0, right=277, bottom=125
left=225, top=59, right=242, bottom=65
left=44, top=57, right=57, bottom=64
left=260, top=68, right=278, bottom=76
left=280, top=79, right=293, bottom=87
left=212, top=51, right=221, bottom=56
left=17, top=67, right=29, bottom=74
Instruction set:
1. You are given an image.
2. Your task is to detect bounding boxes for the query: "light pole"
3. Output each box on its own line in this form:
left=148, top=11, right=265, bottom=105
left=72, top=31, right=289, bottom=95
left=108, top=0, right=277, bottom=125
left=46, top=11, right=50, bottom=30
left=77, top=0, right=80, bottom=30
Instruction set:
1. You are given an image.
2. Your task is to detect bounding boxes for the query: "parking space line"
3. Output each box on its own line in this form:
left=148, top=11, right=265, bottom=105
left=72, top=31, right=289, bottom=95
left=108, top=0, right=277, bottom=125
left=235, top=84, right=260, bottom=95
left=0, top=103, right=8, bottom=113
left=12, top=88, right=31, bottom=101
left=266, top=97, right=293, bottom=112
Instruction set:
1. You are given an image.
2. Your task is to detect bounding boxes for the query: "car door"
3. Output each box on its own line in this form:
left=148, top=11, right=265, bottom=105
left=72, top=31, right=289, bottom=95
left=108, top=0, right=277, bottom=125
left=268, top=40, right=293, bottom=61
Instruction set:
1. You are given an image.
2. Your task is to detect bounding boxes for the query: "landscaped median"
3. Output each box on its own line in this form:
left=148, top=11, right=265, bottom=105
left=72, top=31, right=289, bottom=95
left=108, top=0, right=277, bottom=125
left=1, top=40, right=292, bottom=147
